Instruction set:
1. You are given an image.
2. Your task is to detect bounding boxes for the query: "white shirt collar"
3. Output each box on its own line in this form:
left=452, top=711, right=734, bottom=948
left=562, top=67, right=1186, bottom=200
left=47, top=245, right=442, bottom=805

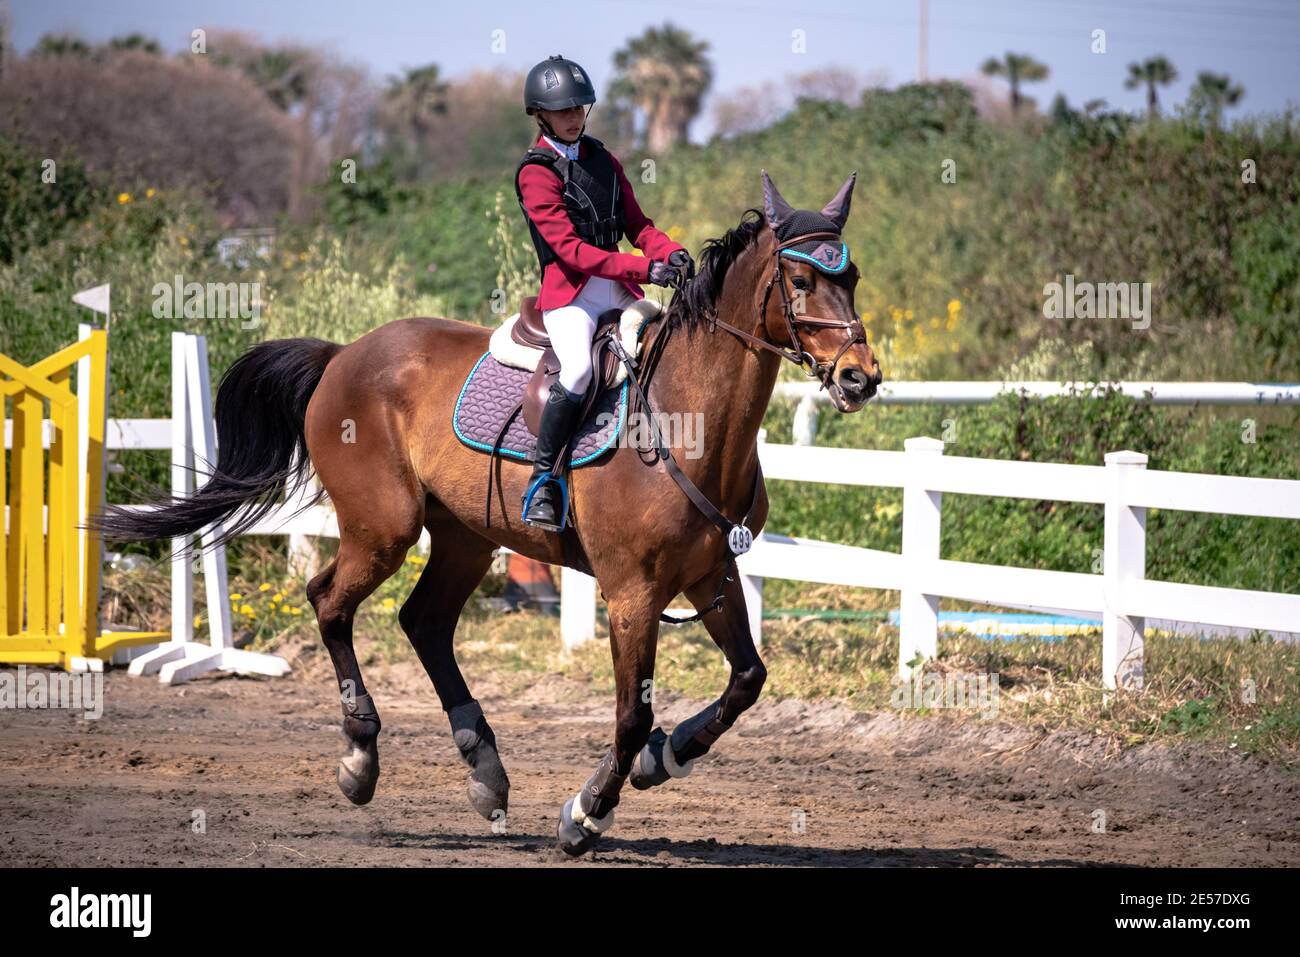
left=542, top=134, right=580, bottom=161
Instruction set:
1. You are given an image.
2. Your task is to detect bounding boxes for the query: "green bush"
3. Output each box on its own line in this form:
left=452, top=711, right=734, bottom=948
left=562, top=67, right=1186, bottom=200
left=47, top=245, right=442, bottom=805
left=0, top=133, right=102, bottom=265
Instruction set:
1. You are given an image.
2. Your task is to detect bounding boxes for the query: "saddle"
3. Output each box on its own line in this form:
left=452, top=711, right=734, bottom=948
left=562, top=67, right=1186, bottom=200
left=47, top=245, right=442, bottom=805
left=489, top=295, right=660, bottom=435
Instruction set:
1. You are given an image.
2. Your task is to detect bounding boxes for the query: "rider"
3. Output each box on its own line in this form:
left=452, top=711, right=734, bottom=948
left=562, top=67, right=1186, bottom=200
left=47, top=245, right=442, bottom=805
left=515, top=54, right=693, bottom=531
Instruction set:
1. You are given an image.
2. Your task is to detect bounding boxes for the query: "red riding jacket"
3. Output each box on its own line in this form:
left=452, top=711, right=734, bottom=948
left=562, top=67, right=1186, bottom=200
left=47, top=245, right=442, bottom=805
left=516, top=134, right=684, bottom=310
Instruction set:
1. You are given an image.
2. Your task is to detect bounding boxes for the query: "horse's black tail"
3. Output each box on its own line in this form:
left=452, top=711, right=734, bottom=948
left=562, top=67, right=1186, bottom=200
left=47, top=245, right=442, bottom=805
left=95, top=337, right=341, bottom=549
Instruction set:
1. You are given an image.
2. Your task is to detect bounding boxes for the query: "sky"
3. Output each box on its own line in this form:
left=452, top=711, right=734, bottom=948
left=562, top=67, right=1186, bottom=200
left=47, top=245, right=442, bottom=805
left=11, top=0, right=1300, bottom=139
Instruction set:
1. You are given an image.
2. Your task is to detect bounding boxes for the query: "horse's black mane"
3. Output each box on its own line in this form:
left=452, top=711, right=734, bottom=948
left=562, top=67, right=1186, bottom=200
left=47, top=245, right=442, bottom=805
left=665, top=208, right=766, bottom=333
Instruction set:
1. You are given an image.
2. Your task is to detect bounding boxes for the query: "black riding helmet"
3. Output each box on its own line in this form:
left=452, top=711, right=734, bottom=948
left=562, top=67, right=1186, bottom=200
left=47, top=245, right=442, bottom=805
left=524, top=55, right=596, bottom=140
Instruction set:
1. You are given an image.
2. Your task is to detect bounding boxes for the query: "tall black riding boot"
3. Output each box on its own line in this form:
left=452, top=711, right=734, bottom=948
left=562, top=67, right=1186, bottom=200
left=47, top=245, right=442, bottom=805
left=521, top=379, right=585, bottom=531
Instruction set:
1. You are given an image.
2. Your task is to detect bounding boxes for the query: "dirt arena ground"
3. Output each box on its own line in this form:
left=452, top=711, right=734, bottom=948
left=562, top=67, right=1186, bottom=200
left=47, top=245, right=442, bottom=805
left=1, top=651, right=1296, bottom=867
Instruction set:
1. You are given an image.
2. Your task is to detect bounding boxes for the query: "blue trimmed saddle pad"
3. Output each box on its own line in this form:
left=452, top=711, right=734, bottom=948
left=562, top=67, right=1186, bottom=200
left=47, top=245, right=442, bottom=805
left=452, top=352, right=627, bottom=466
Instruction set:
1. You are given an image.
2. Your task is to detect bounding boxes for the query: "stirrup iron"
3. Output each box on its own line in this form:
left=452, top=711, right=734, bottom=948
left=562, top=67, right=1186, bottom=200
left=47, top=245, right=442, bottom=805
left=521, top=470, right=570, bottom=532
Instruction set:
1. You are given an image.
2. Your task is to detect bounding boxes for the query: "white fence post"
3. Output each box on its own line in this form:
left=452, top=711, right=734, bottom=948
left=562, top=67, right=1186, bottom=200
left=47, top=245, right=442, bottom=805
left=560, top=566, right=597, bottom=650
left=792, top=394, right=820, bottom=446
left=1104, top=450, right=1148, bottom=690
left=127, top=334, right=289, bottom=685
left=742, top=427, right=766, bottom=646
left=740, top=570, right=763, bottom=648
left=185, top=334, right=234, bottom=653
left=170, top=332, right=194, bottom=644
left=899, top=436, right=944, bottom=678
left=286, top=459, right=321, bottom=580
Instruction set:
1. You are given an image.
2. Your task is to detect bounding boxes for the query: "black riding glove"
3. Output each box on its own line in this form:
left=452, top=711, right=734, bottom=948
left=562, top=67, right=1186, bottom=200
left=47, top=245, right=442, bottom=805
left=667, top=249, right=694, bottom=280
left=647, top=259, right=677, bottom=287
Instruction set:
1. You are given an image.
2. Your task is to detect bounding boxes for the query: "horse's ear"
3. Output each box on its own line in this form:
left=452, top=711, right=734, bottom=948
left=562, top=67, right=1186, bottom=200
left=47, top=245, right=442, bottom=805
left=760, top=169, right=794, bottom=231
left=820, top=171, right=857, bottom=230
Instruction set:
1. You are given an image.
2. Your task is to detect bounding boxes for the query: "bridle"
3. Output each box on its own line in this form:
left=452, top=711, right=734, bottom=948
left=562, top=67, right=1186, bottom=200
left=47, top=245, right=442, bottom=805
left=700, top=230, right=867, bottom=392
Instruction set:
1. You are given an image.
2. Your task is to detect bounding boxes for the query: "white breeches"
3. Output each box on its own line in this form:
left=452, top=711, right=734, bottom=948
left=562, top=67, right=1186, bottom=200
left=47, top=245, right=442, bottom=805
left=542, top=276, right=638, bottom=395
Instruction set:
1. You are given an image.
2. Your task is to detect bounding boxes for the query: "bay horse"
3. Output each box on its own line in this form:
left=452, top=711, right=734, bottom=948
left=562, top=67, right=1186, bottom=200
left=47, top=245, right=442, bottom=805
left=99, top=170, right=881, bottom=856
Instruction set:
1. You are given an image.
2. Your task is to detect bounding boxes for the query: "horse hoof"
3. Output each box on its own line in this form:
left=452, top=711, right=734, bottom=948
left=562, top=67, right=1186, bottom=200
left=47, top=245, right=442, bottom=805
left=629, top=727, right=674, bottom=791
left=555, top=796, right=603, bottom=857
left=337, top=739, right=379, bottom=806
left=467, top=772, right=509, bottom=822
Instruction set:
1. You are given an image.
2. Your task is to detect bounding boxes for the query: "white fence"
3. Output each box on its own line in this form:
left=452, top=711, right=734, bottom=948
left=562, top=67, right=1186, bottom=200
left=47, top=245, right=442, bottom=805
left=96, top=346, right=1300, bottom=689
left=560, top=437, right=1300, bottom=689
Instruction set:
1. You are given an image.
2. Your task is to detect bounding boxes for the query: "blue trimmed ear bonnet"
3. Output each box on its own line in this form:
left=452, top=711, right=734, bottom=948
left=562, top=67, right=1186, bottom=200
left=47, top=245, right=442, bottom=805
left=760, top=169, right=856, bottom=274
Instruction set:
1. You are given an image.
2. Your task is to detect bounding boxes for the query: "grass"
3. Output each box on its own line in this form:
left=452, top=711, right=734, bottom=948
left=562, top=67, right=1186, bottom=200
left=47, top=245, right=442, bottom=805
left=101, top=543, right=1300, bottom=771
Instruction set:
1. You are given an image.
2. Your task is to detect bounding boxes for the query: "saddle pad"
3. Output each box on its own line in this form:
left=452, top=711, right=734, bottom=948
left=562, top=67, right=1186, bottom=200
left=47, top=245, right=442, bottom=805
left=453, top=352, right=627, bottom=467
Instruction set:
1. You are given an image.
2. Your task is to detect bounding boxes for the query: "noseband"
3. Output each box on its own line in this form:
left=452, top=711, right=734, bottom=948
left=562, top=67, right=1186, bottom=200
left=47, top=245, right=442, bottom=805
left=701, top=230, right=867, bottom=391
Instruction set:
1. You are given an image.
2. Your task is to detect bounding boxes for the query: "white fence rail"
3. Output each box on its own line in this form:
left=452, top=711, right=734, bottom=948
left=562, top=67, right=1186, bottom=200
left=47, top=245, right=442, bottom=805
left=562, top=436, right=1300, bottom=690
left=778, top=380, right=1300, bottom=445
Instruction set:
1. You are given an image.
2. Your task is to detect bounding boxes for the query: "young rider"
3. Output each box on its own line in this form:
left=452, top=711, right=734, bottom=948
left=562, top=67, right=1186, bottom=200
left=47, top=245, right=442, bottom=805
left=514, top=54, right=693, bottom=531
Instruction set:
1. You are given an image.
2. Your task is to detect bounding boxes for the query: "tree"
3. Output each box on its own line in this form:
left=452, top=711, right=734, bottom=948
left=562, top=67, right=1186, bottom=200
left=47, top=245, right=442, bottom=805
left=379, top=63, right=449, bottom=181
left=0, top=51, right=298, bottom=223
left=204, top=32, right=371, bottom=219
left=0, top=0, right=13, bottom=79
left=107, top=34, right=161, bottom=56
left=610, top=23, right=713, bottom=153
left=1125, top=56, right=1177, bottom=118
left=1186, top=71, right=1244, bottom=128
left=33, top=33, right=92, bottom=59
left=32, top=31, right=162, bottom=62
left=980, top=52, right=1049, bottom=116
left=384, top=64, right=449, bottom=144
left=209, top=39, right=319, bottom=111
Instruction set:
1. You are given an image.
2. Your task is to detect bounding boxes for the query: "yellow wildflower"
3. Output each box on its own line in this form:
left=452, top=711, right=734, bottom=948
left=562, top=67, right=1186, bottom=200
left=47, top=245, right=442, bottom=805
left=229, top=592, right=242, bottom=601
left=259, top=583, right=271, bottom=592
left=116, top=192, right=131, bottom=205
left=145, top=187, right=156, bottom=198
left=240, top=604, right=254, bottom=616
left=382, top=598, right=396, bottom=610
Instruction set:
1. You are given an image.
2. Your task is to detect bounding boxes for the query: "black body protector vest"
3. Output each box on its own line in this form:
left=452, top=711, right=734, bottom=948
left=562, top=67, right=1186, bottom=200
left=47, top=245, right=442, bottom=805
left=514, top=134, right=625, bottom=279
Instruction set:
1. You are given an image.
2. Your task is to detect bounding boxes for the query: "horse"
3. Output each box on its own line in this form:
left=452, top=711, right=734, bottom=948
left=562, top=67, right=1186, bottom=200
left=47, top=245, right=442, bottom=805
left=98, top=169, right=882, bottom=857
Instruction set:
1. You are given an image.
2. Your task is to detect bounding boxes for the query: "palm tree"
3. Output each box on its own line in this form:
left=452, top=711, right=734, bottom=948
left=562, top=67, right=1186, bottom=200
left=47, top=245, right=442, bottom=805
left=610, top=23, right=713, bottom=153
left=246, top=49, right=316, bottom=111
left=381, top=64, right=449, bottom=181
left=1124, top=56, right=1177, bottom=118
left=384, top=64, right=449, bottom=143
left=208, top=38, right=318, bottom=112
left=980, top=52, right=1049, bottom=115
left=1187, top=71, right=1244, bottom=127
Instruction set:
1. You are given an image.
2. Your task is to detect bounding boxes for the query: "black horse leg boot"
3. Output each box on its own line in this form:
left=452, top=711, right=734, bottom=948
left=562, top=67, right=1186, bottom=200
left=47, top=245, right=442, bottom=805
left=521, top=379, right=585, bottom=531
